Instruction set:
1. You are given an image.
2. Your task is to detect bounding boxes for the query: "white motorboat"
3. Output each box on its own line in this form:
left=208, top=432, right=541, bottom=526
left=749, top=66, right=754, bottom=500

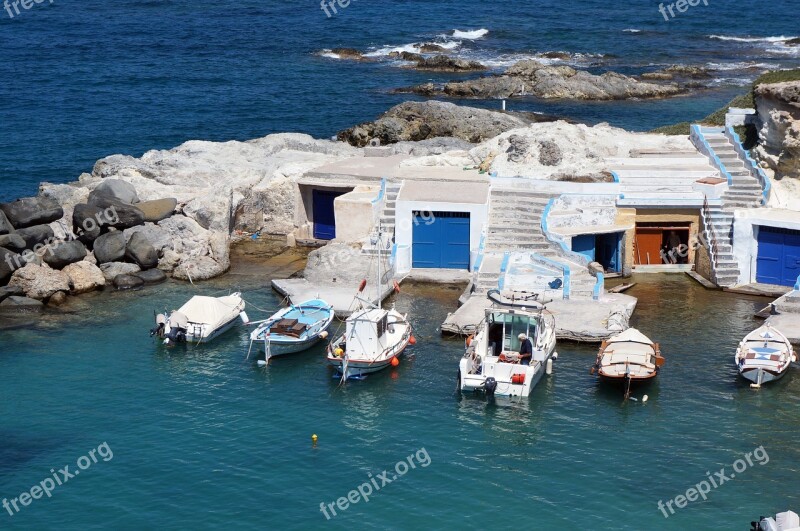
left=736, top=324, right=797, bottom=388
left=458, top=289, right=557, bottom=398
left=152, top=293, right=246, bottom=345
left=246, top=299, right=335, bottom=365
left=753, top=510, right=800, bottom=531
left=326, top=223, right=414, bottom=381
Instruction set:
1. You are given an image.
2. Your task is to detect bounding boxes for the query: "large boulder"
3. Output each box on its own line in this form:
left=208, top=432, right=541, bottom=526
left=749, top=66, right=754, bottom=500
left=88, top=179, right=139, bottom=204
left=87, top=195, right=145, bottom=230
left=136, top=198, right=177, bottom=223
left=72, top=203, right=106, bottom=244
left=0, top=233, right=26, bottom=253
left=0, top=196, right=64, bottom=229
left=16, top=225, right=55, bottom=251
left=125, top=232, right=158, bottom=269
left=99, top=262, right=141, bottom=282
left=134, top=268, right=167, bottom=285
left=93, top=231, right=127, bottom=264
left=63, top=261, right=106, bottom=294
left=113, top=274, right=144, bottom=290
left=172, top=255, right=228, bottom=281
left=42, top=240, right=87, bottom=270
left=0, top=210, right=13, bottom=235
left=8, top=263, right=70, bottom=300
left=0, top=247, right=22, bottom=284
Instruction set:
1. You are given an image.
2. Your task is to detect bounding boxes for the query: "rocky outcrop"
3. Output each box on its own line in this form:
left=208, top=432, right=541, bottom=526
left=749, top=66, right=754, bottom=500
left=641, top=65, right=711, bottom=81
left=8, top=263, right=70, bottom=300
left=398, top=60, right=684, bottom=100
left=410, top=55, right=485, bottom=72
left=337, top=101, right=533, bottom=147
left=328, top=48, right=370, bottom=61
left=63, top=261, right=106, bottom=294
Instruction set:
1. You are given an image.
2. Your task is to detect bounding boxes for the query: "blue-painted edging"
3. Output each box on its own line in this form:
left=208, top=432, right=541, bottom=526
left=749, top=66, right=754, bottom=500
left=726, top=126, right=771, bottom=206
left=473, top=230, right=487, bottom=273
left=498, top=252, right=510, bottom=289
left=610, top=170, right=620, bottom=183
left=795, top=274, right=800, bottom=292
left=593, top=272, right=604, bottom=301
left=371, top=177, right=386, bottom=205
left=691, top=125, right=733, bottom=186
left=389, top=243, right=397, bottom=267
left=532, top=253, right=571, bottom=300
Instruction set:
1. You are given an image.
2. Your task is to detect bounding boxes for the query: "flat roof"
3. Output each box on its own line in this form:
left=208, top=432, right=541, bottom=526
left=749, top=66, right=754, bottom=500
left=398, top=180, right=489, bottom=204
left=305, top=155, right=410, bottom=180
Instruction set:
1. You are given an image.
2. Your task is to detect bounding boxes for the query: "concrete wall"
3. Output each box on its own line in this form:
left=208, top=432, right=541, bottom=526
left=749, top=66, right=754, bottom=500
left=617, top=208, right=637, bottom=276
left=334, top=186, right=380, bottom=243
left=394, top=200, right=488, bottom=271
left=733, top=209, right=800, bottom=285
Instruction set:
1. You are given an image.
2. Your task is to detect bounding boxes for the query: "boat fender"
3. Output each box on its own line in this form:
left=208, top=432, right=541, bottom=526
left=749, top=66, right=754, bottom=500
left=409, top=335, right=417, bottom=346
left=393, top=280, right=401, bottom=293
left=391, top=357, right=400, bottom=367
left=546, top=358, right=553, bottom=375
left=358, top=279, right=367, bottom=292
left=484, top=377, right=497, bottom=398
left=320, top=331, right=329, bottom=340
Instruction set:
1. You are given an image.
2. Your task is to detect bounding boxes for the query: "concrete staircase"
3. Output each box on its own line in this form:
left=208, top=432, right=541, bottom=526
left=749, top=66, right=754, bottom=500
left=361, top=181, right=402, bottom=256
left=699, top=131, right=765, bottom=287
left=476, top=188, right=596, bottom=298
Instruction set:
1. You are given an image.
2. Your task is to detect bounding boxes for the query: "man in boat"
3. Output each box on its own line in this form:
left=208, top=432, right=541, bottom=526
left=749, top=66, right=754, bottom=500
left=518, top=333, right=533, bottom=365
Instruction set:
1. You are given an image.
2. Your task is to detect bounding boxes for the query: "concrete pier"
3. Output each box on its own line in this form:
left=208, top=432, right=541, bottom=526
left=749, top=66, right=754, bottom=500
left=765, top=289, right=800, bottom=345
left=440, top=292, right=638, bottom=342
left=271, top=278, right=395, bottom=318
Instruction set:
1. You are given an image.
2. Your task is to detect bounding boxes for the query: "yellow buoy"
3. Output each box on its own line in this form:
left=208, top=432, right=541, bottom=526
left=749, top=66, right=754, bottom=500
left=334, top=348, right=344, bottom=357
left=312, top=434, right=318, bottom=446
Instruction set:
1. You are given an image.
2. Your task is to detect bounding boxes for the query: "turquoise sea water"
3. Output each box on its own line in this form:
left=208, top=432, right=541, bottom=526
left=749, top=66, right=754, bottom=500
left=2, top=273, right=798, bottom=529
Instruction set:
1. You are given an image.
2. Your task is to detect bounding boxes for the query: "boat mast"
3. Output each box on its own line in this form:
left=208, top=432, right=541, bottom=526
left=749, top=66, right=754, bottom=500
left=376, top=220, right=382, bottom=309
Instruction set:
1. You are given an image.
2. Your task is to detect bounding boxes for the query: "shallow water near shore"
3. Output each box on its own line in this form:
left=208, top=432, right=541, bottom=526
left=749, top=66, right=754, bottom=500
left=1, top=271, right=798, bottom=529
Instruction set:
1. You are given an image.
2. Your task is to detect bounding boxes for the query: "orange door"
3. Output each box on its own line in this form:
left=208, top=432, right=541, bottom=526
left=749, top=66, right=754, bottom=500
left=635, top=229, right=663, bottom=265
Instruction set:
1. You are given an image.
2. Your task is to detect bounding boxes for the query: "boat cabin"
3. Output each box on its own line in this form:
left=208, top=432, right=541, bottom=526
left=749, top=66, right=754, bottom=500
left=484, top=309, right=542, bottom=358
left=345, top=308, right=391, bottom=359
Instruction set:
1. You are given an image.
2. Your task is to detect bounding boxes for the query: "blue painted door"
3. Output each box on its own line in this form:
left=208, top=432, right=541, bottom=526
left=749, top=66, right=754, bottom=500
left=572, top=234, right=596, bottom=262
left=313, top=190, right=344, bottom=240
left=412, top=211, right=470, bottom=269
left=756, top=226, right=800, bottom=286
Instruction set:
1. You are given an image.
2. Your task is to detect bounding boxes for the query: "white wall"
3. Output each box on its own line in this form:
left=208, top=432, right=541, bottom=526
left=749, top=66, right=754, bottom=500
left=394, top=199, right=488, bottom=271
left=733, top=209, right=800, bottom=285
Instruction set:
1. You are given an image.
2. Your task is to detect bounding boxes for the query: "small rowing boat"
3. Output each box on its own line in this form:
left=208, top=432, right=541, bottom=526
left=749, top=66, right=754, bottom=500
left=247, top=299, right=335, bottom=365
left=735, top=324, right=796, bottom=388
left=592, top=328, right=664, bottom=399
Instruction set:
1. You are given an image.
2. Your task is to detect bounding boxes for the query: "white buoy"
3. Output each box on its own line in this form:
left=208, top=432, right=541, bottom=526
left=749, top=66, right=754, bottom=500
left=257, top=360, right=267, bottom=368
left=552, top=352, right=559, bottom=360
left=502, top=99, right=506, bottom=111
left=642, top=395, right=649, bottom=403
left=546, top=358, right=553, bottom=375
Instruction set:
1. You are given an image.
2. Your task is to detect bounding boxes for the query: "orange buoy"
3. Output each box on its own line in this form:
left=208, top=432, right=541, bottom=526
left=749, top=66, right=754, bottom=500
left=358, top=279, right=367, bottom=292
left=393, top=280, right=401, bottom=293
left=409, top=335, right=417, bottom=346
left=391, top=357, right=400, bottom=367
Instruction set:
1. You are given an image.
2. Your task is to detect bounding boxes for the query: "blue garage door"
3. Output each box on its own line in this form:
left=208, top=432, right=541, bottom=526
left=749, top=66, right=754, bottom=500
left=412, top=211, right=470, bottom=269
left=757, top=226, right=800, bottom=286
left=313, top=190, right=345, bottom=240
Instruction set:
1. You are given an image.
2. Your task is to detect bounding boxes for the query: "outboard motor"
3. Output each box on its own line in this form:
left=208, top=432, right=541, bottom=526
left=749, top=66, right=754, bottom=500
left=150, top=314, right=167, bottom=338
left=484, top=377, right=497, bottom=399
left=165, top=312, right=189, bottom=344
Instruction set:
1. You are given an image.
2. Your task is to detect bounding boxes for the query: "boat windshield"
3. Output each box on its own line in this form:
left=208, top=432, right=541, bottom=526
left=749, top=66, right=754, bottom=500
left=488, top=311, right=538, bottom=354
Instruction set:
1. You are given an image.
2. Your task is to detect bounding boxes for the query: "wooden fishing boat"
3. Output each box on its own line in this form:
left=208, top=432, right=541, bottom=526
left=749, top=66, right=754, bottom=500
left=592, top=328, right=664, bottom=399
left=246, top=299, right=335, bottom=365
left=735, top=324, right=796, bottom=388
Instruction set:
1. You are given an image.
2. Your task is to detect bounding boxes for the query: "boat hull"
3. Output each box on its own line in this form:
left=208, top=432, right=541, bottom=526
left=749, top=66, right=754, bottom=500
left=737, top=365, right=789, bottom=385
left=459, top=341, right=556, bottom=398
left=262, top=336, right=325, bottom=357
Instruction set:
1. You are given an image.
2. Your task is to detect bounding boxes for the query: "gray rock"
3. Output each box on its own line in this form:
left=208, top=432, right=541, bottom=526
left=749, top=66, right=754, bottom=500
left=93, top=232, right=127, bottom=264
left=42, top=240, right=87, bottom=270
left=0, top=233, right=26, bottom=253
left=99, top=262, right=141, bottom=282
left=125, top=232, right=158, bottom=269
left=72, top=203, right=105, bottom=244
left=136, top=198, right=177, bottom=222
left=538, top=140, right=563, bottom=166
left=48, top=291, right=67, bottom=306
left=86, top=195, right=145, bottom=230
left=413, top=55, right=486, bottom=72
left=0, top=210, right=13, bottom=235
left=134, top=268, right=167, bottom=285
left=0, top=247, right=21, bottom=284
left=506, top=134, right=532, bottom=163
left=113, top=274, right=145, bottom=290
left=16, top=225, right=55, bottom=251
left=338, top=101, right=532, bottom=147
left=0, top=284, right=24, bottom=301
left=0, top=196, right=64, bottom=229
left=0, top=296, right=43, bottom=314
left=89, top=179, right=139, bottom=204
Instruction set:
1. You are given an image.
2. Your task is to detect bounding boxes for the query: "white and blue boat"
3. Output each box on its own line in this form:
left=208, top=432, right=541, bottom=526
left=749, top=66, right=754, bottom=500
left=247, top=299, right=335, bottom=365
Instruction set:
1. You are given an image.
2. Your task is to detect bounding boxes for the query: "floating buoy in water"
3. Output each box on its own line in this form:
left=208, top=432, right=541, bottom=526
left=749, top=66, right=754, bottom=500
left=642, top=395, right=649, bottom=403
left=312, top=434, right=318, bottom=446
left=393, top=280, right=401, bottom=293
left=358, top=279, right=367, bottom=292
left=409, top=335, right=417, bottom=346
left=391, top=357, right=400, bottom=367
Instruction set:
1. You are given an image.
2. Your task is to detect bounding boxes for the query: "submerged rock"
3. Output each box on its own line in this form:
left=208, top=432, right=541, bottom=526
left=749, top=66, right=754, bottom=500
left=48, top=291, right=67, bottom=306
left=113, top=274, right=145, bottom=290
left=63, top=261, right=106, bottom=294
left=93, top=231, right=127, bottom=264
left=329, top=48, right=370, bottom=61
left=42, top=240, right=87, bottom=270
left=134, top=268, right=167, bottom=285
left=0, top=196, right=64, bottom=229
left=0, top=295, right=43, bottom=314
left=99, top=262, right=141, bottom=282
left=412, top=55, right=485, bottom=72
left=8, top=263, right=71, bottom=300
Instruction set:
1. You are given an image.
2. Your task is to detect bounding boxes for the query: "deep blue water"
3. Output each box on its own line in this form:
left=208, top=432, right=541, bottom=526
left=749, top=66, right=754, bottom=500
left=1, top=0, right=799, bottom=201
left=1, top=273, right=798, bottom=529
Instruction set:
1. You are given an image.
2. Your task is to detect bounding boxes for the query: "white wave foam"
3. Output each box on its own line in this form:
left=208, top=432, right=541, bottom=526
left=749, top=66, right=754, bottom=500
left=708, top=35, right=797, bottom=43
left=362, top=39, right=463, bottom=58
left=452, top=28, right=489, bottom=40
left=622, top=29, right=641, bottom=33
left=318, top=49, right=342, bottom=59
left=706, top=61, right=778, bottom=71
